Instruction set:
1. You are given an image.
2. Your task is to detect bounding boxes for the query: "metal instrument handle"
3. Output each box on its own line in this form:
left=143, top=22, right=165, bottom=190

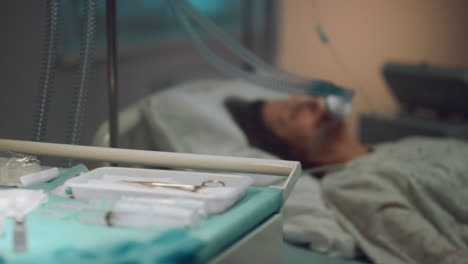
left=147, top=182, right=200, bottom=192
left=122, top=180, right=226, bottom=192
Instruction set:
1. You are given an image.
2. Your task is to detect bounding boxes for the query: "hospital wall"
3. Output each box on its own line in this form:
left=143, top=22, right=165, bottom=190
left=0, top=1, right=237, bottom=146
left=277, top=0, right=468, bottom=133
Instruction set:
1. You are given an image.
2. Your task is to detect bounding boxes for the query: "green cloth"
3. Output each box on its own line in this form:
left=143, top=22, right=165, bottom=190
left=0, top=165, right=203, bottom=264
left=191, top=187, right=282, bottom=263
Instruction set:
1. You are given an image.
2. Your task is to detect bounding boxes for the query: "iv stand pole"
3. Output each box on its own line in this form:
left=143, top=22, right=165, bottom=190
left=106, top=0, right=119, bottom=151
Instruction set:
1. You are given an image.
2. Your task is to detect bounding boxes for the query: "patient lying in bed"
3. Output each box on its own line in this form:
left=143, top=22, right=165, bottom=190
left=224, top=95, right=468, bottom=264
left=224, top=96, right=369, bottom=168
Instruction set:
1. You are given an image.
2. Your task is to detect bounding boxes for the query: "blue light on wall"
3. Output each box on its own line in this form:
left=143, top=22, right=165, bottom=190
left=61, top=0, right=247, bottom=55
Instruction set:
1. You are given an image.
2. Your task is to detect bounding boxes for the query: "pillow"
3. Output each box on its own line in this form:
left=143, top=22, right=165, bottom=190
left=142, top=79, right=358, bottom=257
left=142, top=79, right=285, bottom=158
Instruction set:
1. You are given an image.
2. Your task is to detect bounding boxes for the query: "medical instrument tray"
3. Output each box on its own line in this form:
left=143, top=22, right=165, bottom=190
left=65, top=167, right=254, bottom=214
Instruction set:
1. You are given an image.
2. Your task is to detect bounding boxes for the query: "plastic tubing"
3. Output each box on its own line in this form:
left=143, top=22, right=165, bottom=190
left=170, top=3, right=301, bottom=92
left=170, top=0, right=354, bottom=117
left=172, top=0, right=353, bottom=97
left=32, top=0, right=61, bottom=142
left=173, top=0, right=312, bottom=84
left=171, top=0, right=353, bottom=118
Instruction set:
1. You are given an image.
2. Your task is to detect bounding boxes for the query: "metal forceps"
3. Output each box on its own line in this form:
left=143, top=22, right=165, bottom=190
left=121, top=179, right=226, bottom=192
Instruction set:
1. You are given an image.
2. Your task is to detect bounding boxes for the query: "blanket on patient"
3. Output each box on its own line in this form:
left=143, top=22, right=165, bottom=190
left=322, top=137, right=468, bottom=264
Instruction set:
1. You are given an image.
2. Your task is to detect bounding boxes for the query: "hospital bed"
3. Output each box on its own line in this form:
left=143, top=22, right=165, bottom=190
left=90, top=79, right=371, bottom=264
left=90, top=73, right=468, bottom=263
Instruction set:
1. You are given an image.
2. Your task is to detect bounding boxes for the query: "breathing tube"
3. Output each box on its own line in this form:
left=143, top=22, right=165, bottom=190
left=169, top=0, right=354, bottom=119
left=32, top=0, right=61, bottom=142
left=65, top=0, right=97, bottom=166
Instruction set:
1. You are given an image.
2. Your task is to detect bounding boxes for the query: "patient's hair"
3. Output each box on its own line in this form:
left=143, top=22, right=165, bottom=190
left=224, top=97, right=294, bottom=160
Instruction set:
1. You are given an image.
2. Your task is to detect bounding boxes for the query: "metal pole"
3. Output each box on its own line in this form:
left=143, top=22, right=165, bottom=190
left=106, top=0, right=119, bottom=150
left=263, top=0, right=280, bottom=64
left=241, top=0, right=254, bottom=72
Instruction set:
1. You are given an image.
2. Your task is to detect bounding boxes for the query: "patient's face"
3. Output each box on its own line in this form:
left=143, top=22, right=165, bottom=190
left=261, top=96, right=347, bottom=159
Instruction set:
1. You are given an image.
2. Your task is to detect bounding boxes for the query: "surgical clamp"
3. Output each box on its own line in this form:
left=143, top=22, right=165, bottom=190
left=121, top=179, right=226, bottom=192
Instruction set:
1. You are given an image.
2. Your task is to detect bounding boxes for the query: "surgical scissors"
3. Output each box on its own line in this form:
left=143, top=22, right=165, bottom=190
left=121, top=179, right=226, bottom=192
